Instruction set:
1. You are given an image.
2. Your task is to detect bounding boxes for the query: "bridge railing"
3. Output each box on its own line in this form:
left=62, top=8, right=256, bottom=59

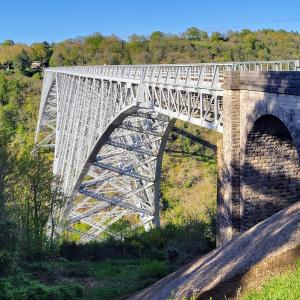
left=45, top=60, right=300, bottom=90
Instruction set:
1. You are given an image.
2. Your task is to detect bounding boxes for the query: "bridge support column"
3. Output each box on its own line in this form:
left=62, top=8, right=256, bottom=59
left=217, top=72, right=242, bottom=246
left=217, top=70, right=300, bottom=246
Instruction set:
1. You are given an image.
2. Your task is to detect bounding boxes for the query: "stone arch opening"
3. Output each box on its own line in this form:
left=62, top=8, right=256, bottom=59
left=241, top=114, right=300, bottom=232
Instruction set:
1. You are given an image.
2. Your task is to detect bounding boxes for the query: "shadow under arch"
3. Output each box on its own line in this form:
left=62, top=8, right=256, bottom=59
left=240, top=114, right=300, bottom=232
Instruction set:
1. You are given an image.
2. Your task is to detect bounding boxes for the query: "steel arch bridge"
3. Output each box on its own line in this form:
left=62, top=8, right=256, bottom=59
left=35, top=60, right=299, bottom=243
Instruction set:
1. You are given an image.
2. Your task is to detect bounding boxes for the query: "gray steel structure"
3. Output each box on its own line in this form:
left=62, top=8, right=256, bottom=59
left=35, top=60, right=300, bottom=243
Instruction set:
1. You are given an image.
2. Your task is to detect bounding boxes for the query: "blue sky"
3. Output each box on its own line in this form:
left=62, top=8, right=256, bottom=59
left=1, top=0, right=300, bottom=44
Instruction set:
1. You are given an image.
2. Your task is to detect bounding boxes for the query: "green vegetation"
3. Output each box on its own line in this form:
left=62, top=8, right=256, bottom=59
left=0, top=27, right=299, bottom=299
left=161, top=122, right=220, bottom=227
left=0, top=258, right=169, bottom=300
left=2, top=28, right=300, bottom=72
left=0, top=69, right=218, bottom=299
left=243, top=260, right=300, bottom=300
left=87, top=259, right=168, bottom=299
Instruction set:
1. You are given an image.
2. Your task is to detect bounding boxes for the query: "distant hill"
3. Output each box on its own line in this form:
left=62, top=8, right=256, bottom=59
left=2, top=28, right=300, bottom=74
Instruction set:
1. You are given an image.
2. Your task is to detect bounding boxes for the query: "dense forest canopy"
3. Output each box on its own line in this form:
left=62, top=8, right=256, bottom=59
left=1, top=28, right=300, bottom=73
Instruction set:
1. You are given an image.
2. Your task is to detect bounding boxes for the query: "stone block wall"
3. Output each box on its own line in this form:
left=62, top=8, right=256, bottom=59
left=242, top=115, right=300, bottom=231
left=217, top=71, right=300, bottom=245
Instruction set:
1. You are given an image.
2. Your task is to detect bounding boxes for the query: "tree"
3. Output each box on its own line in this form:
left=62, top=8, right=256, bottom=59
left=12, top=150, right=67, bottom=257
left=31, top=43, right=47, bottom=64
left=184, top=27, right=208, bottom=41
left=211, top=32, right=224, bottom=42
left=84, top=33, right=103, bottom=51
left=150, top=31, right=164, bottom=40
left=0, top=73, right=8, bottom=105
left=12, top=49, right=31, bottom=74
left=48, top=176, right=68, bottom=254
left=0, top=104, right=18, bottom=250
left=2, top=40, right=14, bottom=46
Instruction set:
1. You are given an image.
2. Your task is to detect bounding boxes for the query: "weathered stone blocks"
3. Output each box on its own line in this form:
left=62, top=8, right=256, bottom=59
left=217, top=71, right=300, bottom=246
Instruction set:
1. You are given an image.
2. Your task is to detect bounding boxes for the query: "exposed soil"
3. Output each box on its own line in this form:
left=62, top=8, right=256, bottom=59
left=199, top=245, right=300, bottom=300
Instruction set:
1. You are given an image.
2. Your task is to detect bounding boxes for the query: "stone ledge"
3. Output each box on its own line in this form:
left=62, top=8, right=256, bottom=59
left=223, top=71, right=300, bottom=95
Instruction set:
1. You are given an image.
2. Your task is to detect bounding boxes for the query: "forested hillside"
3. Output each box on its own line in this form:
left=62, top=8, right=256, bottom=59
left=0, top=28, right=299, bottom=299
left=1, top=28, right=300, bottom=73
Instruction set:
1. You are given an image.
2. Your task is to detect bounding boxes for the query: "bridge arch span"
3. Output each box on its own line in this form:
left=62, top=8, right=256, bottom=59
left=67, top=108, right=175, bottom=243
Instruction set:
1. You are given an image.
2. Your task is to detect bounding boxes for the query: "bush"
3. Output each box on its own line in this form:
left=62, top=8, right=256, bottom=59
left=0, top=278, right=84, bottom=300
left=56, top=282, right=84, bottom=299
left=165, top=246, right=180, bottom=262
left=60, top=241, right=79, bottom=260
left=59, top=216, right=216, bottom=264
left=61, top=261, right=93, bottom=277
left=144, top=247, right=166, bottom=260
left=0, top=250, right=14, bottom=276
left=140, top=260, right=167, bottom=279
left=60, top=239, right=125, bottom=261
left=86, top=287, right=119, bottom=299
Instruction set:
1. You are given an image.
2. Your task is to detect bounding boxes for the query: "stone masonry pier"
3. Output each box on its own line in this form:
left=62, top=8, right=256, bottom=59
left=218, top=71, right=300, bottom=245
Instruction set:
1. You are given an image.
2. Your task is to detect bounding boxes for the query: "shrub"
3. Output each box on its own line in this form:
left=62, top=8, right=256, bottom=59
left=144, top=247, right=166, bottom=260
left=0, top=250, right=14, bottom=276
left=140, top=260, right=167, bottom=279
left=60, top=241, right=80, bottom=260
left=0, top=278, right=84, bottom=300
left=165, top=246, right=180, bottom=262
left=87, top=287, right=119, bottom=299
left=57, top=282, right=84, bottom=299
left=61, top=261, right=93, bottom=277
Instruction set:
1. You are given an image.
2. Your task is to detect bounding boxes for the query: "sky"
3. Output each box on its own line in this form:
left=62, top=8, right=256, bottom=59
left=1, top=0, right=300, bottom=44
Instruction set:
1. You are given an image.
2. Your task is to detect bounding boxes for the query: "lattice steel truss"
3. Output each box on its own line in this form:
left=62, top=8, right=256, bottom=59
left=35, top=60, right=300, bottom=242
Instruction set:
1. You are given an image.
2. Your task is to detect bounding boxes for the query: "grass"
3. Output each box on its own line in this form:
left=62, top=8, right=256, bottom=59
left=0, top=275, right=84, bottom=300
left=0, top=258, right=170, bottom=300
left=243, top=260, right=300, bottom=300
left=84, top=259, right=169, bottom=299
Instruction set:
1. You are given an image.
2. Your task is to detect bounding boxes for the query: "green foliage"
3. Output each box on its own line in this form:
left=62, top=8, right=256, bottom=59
left=0, top=260, right=101, bottom=299
left=0, top=250, right=14, bottom=276
left=2, top=28, right=300, bottom=71
left=30, top=42, right=52, bottom=65
left=140, top=260, right=167, bottom=279
left=243, top=260, right=300, bottom=300
left=185, top=27, right=208, bottom=41
left=59, top=217, right=215, bottom=264
left=2, top=40, right=14, bottom=46
left=46, top=28, right=300, bottom=67
left=12, top=49, right=31, bottom=74
left=85, top=33, right=104, bottom=51
left=0, top=73, right=8, bottom=104
left=86, top=258, right=170, bottom=299
left=0, top=276, right=83, bottom=300
left=24, top=259, right=93, bottom=281
left=0, top=72, right=65, bottom=258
